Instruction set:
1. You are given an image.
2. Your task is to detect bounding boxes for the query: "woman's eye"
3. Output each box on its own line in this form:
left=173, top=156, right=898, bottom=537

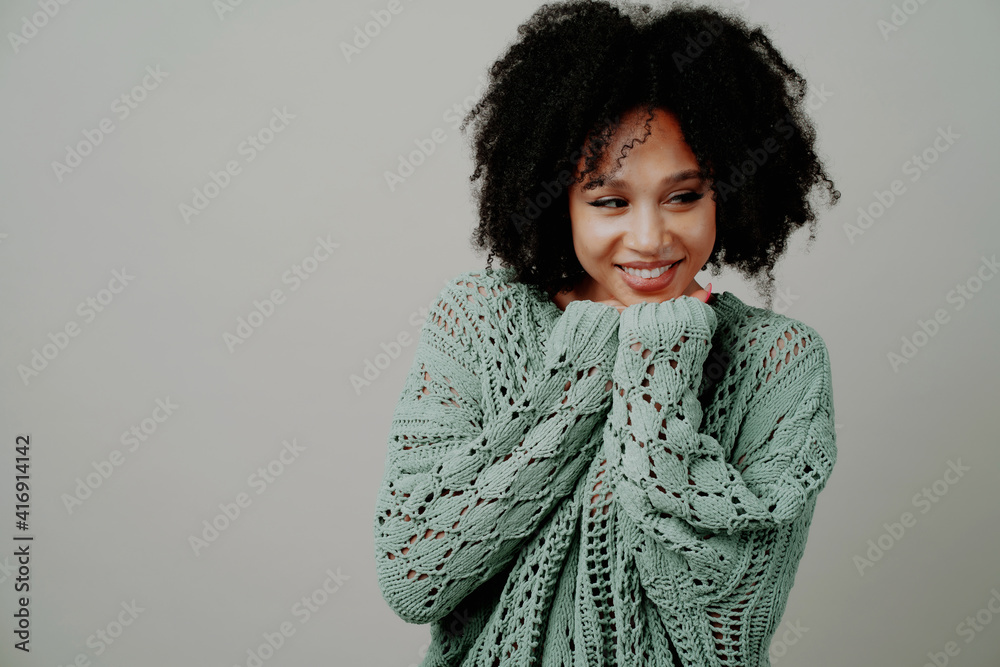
left=588, top=192, right=705, bottom=208
left=589, top=197, right=627, bottom=208
left=670, top=192, right=705, bottom=204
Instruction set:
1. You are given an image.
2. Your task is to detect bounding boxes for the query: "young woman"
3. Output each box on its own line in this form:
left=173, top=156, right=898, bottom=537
left=374, top=2, right=840, bottom=665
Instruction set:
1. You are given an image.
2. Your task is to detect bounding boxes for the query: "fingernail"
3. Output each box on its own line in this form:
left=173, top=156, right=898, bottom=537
left=706, top=282, right=713, bottom=296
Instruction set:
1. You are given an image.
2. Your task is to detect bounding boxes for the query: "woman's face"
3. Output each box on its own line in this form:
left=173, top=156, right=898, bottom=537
left=566, top=107, right=716, bottom=306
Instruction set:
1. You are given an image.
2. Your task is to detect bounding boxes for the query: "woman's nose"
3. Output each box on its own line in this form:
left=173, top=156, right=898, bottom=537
left=624, top=205, right=670, bottom=252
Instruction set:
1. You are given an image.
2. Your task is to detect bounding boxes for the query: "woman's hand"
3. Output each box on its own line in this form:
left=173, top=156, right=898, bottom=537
left=683, top=279, right=713, bottom=305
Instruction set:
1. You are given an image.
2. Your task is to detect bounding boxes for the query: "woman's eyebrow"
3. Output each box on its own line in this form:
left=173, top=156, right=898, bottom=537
left=585, top=168, right=706, bottom=191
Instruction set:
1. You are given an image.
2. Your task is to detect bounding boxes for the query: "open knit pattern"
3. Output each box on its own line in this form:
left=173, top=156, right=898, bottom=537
left=373, top=267, right=837, bottom=667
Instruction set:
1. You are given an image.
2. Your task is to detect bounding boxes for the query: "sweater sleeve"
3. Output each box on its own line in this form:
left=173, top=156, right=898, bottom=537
left=374, top=280, right=621, bottom=624
left=602, top=295, right=836, bottom=602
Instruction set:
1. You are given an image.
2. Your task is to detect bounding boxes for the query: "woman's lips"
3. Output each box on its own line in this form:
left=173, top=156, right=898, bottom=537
left=616, top=259, right=681, bottom=292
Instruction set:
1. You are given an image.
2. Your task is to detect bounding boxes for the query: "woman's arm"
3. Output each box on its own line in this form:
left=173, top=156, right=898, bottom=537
left=374, top=278, right=620, bottom=624
left=601, top=296, right=836, bottom=602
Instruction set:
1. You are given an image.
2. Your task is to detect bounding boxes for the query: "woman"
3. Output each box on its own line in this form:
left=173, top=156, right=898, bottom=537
left=373, top=2, right=840, bottom=665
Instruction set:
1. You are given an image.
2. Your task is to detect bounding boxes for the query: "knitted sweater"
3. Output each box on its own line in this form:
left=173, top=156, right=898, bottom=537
left=373, top=266, right=837, bottom=667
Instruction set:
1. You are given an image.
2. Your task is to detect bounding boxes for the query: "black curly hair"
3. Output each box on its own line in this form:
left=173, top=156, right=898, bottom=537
left=458, top=0, right=840, bottom=309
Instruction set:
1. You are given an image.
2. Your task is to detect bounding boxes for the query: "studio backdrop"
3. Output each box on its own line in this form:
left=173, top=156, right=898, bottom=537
left=1, top=0, right=998, bottom=665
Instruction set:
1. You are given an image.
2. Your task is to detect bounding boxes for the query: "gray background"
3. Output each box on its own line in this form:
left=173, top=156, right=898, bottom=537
left=1, top=0, right=998, bottom=665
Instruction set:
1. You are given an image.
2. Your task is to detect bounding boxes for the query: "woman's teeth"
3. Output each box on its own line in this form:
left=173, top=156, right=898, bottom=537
left=620, top=261, right=678, bottom=278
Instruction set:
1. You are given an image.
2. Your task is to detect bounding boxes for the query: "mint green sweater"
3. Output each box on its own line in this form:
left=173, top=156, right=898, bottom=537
left=374, top=267, right=837, bottom=667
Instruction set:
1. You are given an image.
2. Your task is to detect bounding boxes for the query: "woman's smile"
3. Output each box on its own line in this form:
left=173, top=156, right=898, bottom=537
left=615, top=258, right=683, bottom=292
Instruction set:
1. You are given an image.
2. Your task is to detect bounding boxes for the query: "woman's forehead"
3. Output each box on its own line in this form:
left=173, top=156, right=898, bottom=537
left=572, top=109, right=696, bottom=185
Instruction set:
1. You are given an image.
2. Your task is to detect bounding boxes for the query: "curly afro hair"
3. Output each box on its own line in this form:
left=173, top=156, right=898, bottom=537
left=458, top=0, right=840, bottom=308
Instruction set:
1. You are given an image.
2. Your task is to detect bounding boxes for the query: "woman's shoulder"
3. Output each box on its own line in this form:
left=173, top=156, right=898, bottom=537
left=435, top=266, right=533, bottom=313
left=424, top=266, right=538, bottom=343
left=712, top=291, right=831, bottom=371
left=446, top=265, right=522, bottom=290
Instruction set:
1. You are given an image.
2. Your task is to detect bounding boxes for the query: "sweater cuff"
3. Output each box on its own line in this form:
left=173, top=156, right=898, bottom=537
left=618, top=295, right=718, bottom=347
left=545, top=299, right=621, bottom=369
